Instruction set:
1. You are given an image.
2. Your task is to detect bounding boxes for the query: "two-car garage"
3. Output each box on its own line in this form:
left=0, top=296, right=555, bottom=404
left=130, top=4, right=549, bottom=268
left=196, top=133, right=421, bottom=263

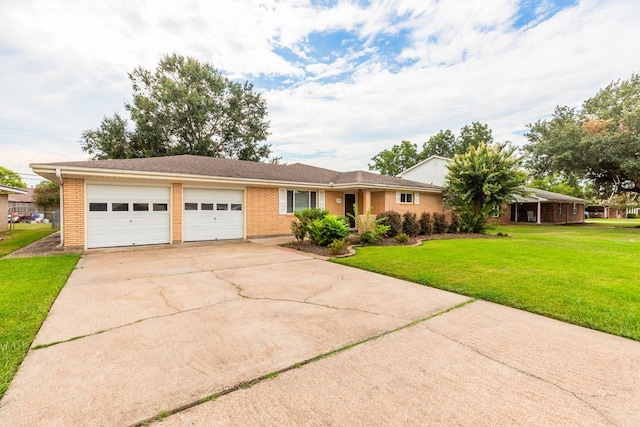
left=86, top=184, right=243, bottom=249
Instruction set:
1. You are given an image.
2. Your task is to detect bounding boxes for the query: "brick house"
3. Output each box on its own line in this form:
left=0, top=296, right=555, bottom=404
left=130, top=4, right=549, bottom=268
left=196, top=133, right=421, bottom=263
left=494, top=188, right=587, bottom=225
left=30, top=155, right=443, bottom=249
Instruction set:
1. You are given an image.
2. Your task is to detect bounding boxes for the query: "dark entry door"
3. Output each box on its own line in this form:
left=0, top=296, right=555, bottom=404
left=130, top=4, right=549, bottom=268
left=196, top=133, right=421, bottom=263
left=345, top=193, right=357, bottom=227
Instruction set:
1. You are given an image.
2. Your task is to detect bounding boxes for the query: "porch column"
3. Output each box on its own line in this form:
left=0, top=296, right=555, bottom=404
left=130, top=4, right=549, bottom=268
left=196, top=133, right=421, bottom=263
left=363, top=189, right=372, bottom=212
left=514, top=204, right=518, bottom=222
left=537, top=201, right=541, bottom=224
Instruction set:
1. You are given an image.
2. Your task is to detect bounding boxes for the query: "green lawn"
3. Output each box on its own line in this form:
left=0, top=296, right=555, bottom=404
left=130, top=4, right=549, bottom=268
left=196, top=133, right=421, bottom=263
left=0, top=223, right=57, bottom=257
left=335, top=224, right=640, bottom=341
left=0, top=224, right=79, bottom=400
left=586, top=218, right=640, bottom=227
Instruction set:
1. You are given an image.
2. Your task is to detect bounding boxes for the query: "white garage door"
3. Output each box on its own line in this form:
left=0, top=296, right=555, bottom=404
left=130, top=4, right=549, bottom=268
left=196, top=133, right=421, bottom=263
left=183, top=188, right=243, bottom=242
left=87, top=184, right=171, bottom=249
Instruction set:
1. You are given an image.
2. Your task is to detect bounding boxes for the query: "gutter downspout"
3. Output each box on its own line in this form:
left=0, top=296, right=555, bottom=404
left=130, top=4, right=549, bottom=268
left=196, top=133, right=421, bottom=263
left=55, top=168, right=64, bottom=248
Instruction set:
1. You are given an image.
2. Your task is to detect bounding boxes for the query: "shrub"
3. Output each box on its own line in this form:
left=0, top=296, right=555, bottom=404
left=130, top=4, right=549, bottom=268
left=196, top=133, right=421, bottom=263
left=402, top=212, right=420, bottom=237
left=448, top=212, right=461, bottom=233
left=433, top=213, right=448, bottom=234
left=307, top=215, right=349, bottom=246
left=328, top=238, right=349, bottom=256
left=394, top=233, right=409, bottom=244
left=419, top=212, right=432, bottom=235
left=291, top=208, right=329, bottom=242
left=628, top=213, right=637, bottom=219
left=376, top=211, right=402, bottom=237
left=350, top=205, right=389, bottom=244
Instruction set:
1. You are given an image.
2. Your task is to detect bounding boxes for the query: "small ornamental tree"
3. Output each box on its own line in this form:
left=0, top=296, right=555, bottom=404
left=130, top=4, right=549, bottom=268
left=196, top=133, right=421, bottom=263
left=432, top=213, right=448, bottom=234
left=444, top=142, right=526, bottom=233
left=376, top=211, right=402, bottom=237
left=34, top=181, right=60, bottom=212
left=402, top=212, right=420, bottom=237
left=419, top=212, right=433, bottom=235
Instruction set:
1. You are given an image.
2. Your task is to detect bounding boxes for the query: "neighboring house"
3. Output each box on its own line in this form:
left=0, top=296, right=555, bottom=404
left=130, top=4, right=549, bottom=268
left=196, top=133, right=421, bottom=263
left=8, top=187, right=36, bottom=215
left=396, top=155, right=451, bottom=186
left=397, top=157, right=587, bottom=225
left=586, top=203, right=638, bottom=218
left=494, top=188, right=587, bottom=225
left=1, top=184, right=28, bottom=230
left=30, top=155, right=444, bottom=249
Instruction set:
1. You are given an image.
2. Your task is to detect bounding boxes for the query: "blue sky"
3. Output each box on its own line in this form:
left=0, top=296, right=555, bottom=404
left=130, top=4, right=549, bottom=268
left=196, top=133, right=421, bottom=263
left=1, top=0, right=638, bottom=186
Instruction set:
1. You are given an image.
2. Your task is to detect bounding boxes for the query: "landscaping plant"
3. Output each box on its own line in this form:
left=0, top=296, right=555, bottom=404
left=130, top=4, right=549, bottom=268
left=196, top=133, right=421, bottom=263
left=402, top=212, right=420, bottom=237
left=419, top=212, right=433, bottom=235
left=432, top=213, right=448, bottom=234
left=291, top=208, right=329, bottom=242
left=353, top=206, right=390, bottom=244
left=328, top=238, right=349, bottom=256
left=307, top=215, right=349, bottom=246
left=376, top=211, right=402, bottom=237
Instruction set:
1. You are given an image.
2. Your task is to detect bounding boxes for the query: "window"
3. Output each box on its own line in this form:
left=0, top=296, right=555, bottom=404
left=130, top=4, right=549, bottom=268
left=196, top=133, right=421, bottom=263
left=279, top=189, right=324, bottom=214
left=201, top=203, right=214, bottom=211
left=573, top=203, right=578, bottom=215
left=558, top=204, right=562, bottom=215
left=491, top=205, right=500, bottom=218
left=230, top=203, right=242, bottom=211
left=217, top=203, right=228, bottom=211
left=397, top=192, right=413, bottom=204
left=185, top=203, right=198, bottom=211
left=133, top=203, right=149, bottom=211
left=287, top=190, right=317, bottom=213
left=153, top=203, right=168, bottom=211
left=112, top=203, right=129, bottom=212
left=89, top=203, right=108, bottom=212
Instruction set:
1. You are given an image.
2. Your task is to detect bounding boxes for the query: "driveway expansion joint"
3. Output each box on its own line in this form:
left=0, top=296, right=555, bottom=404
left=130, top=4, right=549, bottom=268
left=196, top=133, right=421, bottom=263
left=423, top=324, right=618, bottom=426
left=127, top=298, right=476, bottom=427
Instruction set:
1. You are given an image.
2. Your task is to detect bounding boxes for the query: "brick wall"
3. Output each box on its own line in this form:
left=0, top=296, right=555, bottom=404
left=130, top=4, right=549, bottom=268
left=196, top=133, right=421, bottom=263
left=246, top=187, right=292, bottom=237
left=324, top=191, right=344, bottom=216
left=373, top=191, right=443, bottom=215
left=171, top=182, right=183, bottom=243
left=63, top=178, right=84, bottom=248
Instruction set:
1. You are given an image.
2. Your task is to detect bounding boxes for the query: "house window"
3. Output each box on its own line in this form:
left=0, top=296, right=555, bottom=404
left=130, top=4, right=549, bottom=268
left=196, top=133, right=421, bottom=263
left=287, top=190, right=317, bottom=213
left=573, top=203, right=578, bottom=215
left=398, top=193, right=413, bottom=204
left=558, top=204, right=562, bottom=215
left=491, top=205, right=500, bottom=217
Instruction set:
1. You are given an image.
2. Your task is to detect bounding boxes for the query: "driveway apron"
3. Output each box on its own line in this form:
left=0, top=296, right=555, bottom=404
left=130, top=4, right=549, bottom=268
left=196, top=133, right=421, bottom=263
left=0, top=241, right=639, bottom=426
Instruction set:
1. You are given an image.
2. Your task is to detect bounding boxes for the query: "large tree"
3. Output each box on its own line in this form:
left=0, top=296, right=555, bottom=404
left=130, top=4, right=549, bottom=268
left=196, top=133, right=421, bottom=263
left=34, top=181, right=60, bottom=212
left=0, top=166, right=26, bottom=188
left=525, top=73, right=640, bottom=196
left=82, top=54, right=271, bottom=161
left=444, top=142, right=526, bottom=233
left=368, top=122, right=493, bottom=175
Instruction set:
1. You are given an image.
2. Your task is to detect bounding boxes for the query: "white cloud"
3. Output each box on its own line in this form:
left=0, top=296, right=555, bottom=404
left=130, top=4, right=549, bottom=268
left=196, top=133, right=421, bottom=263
left=0, top=0, right=639, bottom=181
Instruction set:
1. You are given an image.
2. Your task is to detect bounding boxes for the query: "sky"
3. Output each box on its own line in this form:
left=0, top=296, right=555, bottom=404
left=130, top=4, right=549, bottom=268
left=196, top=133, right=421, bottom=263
left=1, top=0, right=639, bottom=187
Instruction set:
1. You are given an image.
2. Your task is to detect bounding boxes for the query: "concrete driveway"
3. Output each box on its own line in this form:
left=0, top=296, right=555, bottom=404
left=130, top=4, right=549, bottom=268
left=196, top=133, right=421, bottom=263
left=1, top=241, right=639, bottom=426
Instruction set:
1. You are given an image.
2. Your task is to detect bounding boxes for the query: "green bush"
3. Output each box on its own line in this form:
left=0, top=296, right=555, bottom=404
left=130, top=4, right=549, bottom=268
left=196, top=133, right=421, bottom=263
left=291, top=208, right=329, bottom=242
left=448, top=212, right=461, bottom=233
left=402, top=212, right=420, bottom=237
left=376, top=211, right=402, bottom=237
left=328, top=238, right=349, bottom=256
left=419, top=212, right=432, bottom=235
left=627, top=213, right=638, bottom=219
left=433, top=213, right=448, bottom=234
left=353, top=206, right=389, bottom=244
left=307, top=215, right=349, bottom=246
left=394, top=232, right=409, bottom=244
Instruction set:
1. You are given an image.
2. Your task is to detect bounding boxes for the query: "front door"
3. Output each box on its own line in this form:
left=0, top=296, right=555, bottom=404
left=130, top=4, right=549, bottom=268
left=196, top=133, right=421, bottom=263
left=344, top=193, right=357, bottom=227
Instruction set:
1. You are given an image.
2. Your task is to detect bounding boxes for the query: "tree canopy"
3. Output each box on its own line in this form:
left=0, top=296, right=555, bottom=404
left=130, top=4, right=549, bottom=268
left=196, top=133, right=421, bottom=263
left=444, top=142, right=526, bottom=233
left=0, top=166, right=26, bottom=188
left=368, top=122, right=494, bottom=175
left=81, top=54, right=271, bottom=161
left=34, top=181, right=60, bottom=211
left=524, top=73, right=640, bottom=196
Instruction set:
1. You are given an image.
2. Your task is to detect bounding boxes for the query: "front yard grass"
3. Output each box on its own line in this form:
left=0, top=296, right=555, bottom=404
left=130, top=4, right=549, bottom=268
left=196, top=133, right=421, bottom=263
left=334, top=224, right=640, bottom=341
left=0, top=254, right=80, bottom=400
left=586, top=218, right=640, bottom=227
left=0, top=224, right=57, bottom=257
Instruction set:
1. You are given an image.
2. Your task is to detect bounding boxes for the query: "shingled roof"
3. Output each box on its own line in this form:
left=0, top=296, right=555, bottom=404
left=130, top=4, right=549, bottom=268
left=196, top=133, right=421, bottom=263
left=32, top=155, right=442, bottom=191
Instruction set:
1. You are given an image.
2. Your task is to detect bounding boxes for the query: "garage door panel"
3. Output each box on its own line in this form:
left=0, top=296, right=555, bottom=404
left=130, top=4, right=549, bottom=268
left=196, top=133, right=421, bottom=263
left=87, top=185, right=170, bottom=249
left=183, top=188, right=243, bottom=242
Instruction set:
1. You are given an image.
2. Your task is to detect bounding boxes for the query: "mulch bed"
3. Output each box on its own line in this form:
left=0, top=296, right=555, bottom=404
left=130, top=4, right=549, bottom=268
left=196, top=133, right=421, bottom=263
left=284, top=233, right=505, bottom=257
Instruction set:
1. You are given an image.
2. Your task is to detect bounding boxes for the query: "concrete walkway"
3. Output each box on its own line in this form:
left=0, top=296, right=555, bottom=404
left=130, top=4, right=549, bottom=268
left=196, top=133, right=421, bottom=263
left=1, top=241, right=639, bottom=426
